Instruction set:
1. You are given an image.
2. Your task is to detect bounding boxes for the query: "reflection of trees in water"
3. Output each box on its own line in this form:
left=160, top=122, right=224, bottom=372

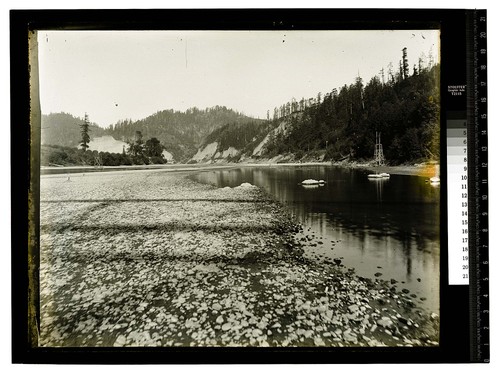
left=303, top=201, right=438, bottom=244
left=188, top=166, right=440, bottom=312
left=368, top=177, right=386, bottom=202
left=191, top=165, right=440, bottom=255
left=296, top=210, right=427, bottom=279
left=400, top=230, right=414, bottom=276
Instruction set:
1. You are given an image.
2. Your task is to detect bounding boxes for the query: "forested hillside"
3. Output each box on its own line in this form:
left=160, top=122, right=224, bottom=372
left=189, top=55, right=440, bottom=165
left=261, top=62, right=440, bottom=164
left=41, top=107, right=260, bottom=162
left=41, top=51, right=440, bottom=166
left=41, top=112, right=106, bottom=147
left=106, top=106, right=260, bottom=161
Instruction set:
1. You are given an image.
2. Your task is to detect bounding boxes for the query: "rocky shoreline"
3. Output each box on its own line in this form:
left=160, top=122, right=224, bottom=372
left=39, top=170, right=439, bottom=347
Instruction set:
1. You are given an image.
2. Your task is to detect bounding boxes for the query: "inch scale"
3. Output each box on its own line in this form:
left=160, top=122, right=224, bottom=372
left=471, top=10, right=489, bottom=363
left=447, top=9, right=489, bottom=362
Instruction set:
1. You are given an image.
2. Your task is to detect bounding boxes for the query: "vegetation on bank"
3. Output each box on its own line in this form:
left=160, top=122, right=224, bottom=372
left=42, top=106, right=261, bottom=163
left=42, top=114, right=172, bottom=167
left=105, top=106, right=259, bottom=161
left=41, top=112, right=106, bottom=148
left=262, top=63, right=440, bottom=164
left=42, top=145, right=131, bottom=167
left=41, top=139, right=168, bottom=167
left=42, top=48, right=439, bottom=166
left=187, top=50, right=439, bottom=165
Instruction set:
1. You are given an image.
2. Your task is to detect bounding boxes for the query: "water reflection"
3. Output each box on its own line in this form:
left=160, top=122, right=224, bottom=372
left=367, top=177, right=389, bottom=202
left=190, top=166, right=440, bottom=313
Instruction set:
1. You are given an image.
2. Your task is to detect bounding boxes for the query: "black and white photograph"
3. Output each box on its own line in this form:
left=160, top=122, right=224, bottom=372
left=35, top=28, right=441, bottom=349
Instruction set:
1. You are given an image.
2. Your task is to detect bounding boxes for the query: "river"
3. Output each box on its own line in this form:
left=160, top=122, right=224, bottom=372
left=190, top=165, right=440, bottom=313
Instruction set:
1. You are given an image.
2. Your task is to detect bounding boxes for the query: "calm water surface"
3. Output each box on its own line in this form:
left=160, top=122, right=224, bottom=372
left=190, top=166, right=440, bottom=313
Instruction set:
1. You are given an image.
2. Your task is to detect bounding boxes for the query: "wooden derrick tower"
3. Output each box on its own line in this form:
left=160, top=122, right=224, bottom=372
left=374, top=132, right=385, bottom=166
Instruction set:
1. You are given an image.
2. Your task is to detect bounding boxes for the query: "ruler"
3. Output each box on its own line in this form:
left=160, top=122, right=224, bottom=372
left=447, top=10, right=489, bottom=362
left=470, top=9, right=489, bottom=363
left=467, top=10, right=490, bottom=362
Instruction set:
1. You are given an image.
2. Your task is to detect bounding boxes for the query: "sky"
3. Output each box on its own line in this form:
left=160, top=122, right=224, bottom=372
left=37, top=29, right=439, bottom=128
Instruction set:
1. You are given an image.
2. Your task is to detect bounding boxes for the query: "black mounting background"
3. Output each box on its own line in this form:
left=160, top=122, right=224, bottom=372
left=10, top=8, right=482, bottom=364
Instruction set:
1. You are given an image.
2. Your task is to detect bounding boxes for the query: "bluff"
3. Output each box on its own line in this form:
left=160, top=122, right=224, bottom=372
left=193, top=63, right=440, bottom=165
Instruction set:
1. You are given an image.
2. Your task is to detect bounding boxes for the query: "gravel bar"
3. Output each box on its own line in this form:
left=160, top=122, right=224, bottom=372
left=39, top=169, right=439, bottom=347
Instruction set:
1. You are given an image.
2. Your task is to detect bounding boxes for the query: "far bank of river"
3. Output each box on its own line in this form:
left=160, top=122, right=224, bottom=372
left=41, top=160, right=439, bottom=178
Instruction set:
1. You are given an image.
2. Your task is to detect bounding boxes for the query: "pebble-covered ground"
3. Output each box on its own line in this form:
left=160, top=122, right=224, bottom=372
left=39, top=169, right=439, bottom=347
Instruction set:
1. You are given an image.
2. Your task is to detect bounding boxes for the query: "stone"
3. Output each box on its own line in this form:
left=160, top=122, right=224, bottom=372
left=212, top=303, right=222, bottom=310
left=377, top=317, right=393, bottom=328
left=314, top=337, right=325, bottom=346
left=346, top=313, right=357, bottom=321
left=113, top=335, right=127, bottom=347
left=348, top=304, right=359, bottom=313
left=317, top=305, right=327, bottom=313
left=343, top=331, right=358, bottom=343
left=252, top=328, right=263, bottom=337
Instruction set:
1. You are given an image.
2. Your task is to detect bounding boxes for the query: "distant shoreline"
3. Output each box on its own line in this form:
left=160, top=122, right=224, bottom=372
left=41, top=161, right=439, bottom=178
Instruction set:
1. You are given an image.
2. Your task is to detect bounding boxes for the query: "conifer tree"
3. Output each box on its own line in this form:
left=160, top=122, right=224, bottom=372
left=80, top=113, right=90, bottom=151
left=402, top=47, right=409, bottom=79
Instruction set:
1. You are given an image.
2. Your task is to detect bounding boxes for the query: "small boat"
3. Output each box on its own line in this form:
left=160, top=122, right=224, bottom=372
left=430, top=176, right=440, bottom=185
left=301, top=178, right=326, bottom=185
left=302, top=179, right=320, bottom=185
left=368, top=172, right=390, bottom=179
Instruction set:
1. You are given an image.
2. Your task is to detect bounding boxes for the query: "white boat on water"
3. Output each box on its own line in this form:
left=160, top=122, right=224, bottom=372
left=430, top=176, right=440, bottom=185
left=302, top=179, right=319, bottom=185
left=368, top=173, right=390, bottom=179
left=301, top=179, right=326, bottom=185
